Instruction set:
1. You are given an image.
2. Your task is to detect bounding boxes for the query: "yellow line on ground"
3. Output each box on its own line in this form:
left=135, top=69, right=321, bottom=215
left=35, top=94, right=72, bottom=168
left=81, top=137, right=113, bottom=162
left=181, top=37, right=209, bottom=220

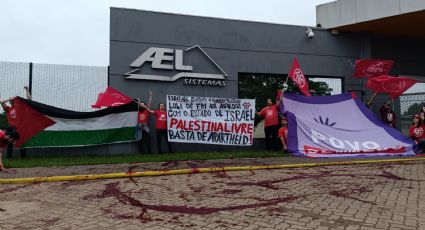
left=1, top=157, right=425, bottom=184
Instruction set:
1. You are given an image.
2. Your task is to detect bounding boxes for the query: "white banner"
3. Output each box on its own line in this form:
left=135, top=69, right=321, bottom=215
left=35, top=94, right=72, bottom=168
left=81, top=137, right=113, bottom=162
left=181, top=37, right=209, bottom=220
left=167, top=95, right=255, bottom=146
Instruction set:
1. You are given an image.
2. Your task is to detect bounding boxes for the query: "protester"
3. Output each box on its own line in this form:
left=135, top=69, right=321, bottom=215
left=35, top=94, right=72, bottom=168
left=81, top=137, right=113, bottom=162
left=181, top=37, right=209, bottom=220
left=0, top=129, right=20, bottom=170
left=0, top=87, right=32, bottom=159
left=409, top=114, right=425, bottom=153
left=257, top=98, right=280, bottom=151
left=379, top=101, right=397, bottom=128
left=136, top=91, right=152, bottom=154
left=278, top=116, right=288, bottom=152
left=142, top=102, right=173, bottom=154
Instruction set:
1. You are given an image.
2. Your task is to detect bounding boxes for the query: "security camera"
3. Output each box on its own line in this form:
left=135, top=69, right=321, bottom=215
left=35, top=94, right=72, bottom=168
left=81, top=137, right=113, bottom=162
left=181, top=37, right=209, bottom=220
left=306, top=27, right=314, bottom=39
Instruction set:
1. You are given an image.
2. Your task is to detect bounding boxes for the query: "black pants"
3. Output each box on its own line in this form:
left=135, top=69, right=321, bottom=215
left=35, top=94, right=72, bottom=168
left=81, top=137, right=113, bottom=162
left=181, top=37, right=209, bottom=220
left=417, top=140, right=425, bottom=153
left=156, top=129, right=173, bottom=153
left=6, top=142, right=27, bottom=159
left=264, top=125, right=279, bottom=151
left=138, top=130, right=152, bottom=154
left=6, top=126, right=27, bottom=159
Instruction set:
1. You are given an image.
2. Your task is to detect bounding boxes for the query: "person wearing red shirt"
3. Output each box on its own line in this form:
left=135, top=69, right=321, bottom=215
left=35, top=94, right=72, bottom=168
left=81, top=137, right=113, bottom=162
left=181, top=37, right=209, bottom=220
left=1, top=87, right=31, bottom=160
left=143, top=102, right=173, bottom=154
left=137, top=91, right=152, bottom=154
left=278, top=117, right=288, bottom=152
left=1, top=97, right=19, bottom=159
left=257, top=98, right=280, bottom=151
left=0, top=129, right=20, bottom=171
left=409, top=114, right=425, bottom=153
left=1, top=97, right=17, bottom=127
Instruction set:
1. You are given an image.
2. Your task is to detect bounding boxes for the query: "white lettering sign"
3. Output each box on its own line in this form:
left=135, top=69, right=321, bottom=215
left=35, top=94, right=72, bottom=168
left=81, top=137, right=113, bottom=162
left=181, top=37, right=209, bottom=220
left=311, top=129, right=381, bottom=150
left=124, top=45, right=227, bottom=86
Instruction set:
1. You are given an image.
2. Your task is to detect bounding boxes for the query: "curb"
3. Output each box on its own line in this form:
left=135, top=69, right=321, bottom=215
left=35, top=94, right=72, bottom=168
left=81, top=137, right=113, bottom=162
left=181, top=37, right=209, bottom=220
left=1, top=157, right=425, bottom=184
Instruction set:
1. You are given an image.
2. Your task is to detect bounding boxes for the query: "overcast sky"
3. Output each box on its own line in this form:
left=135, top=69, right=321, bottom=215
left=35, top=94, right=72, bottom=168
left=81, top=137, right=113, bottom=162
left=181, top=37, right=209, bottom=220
left=0, top=0, right=334, bottom=66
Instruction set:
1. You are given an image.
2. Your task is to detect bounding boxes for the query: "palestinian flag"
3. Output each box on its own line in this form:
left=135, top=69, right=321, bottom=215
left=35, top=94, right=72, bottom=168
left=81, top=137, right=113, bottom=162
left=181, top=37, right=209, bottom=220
left=14, top=97, right=138, bottom=148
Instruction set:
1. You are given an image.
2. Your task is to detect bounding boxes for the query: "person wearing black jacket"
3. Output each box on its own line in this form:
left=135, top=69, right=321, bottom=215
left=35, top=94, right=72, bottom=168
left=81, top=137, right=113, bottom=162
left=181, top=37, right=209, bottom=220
left=379, top=101, right=397, bottom=128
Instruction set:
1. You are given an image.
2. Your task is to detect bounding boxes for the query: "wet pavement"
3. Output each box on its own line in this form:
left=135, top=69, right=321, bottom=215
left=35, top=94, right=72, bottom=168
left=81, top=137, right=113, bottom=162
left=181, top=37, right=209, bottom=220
left=0, top=156, right=425, bottom=229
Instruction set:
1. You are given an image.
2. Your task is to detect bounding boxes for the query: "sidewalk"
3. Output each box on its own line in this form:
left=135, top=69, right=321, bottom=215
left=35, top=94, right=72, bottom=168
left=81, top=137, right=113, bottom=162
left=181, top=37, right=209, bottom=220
left=1, top=156, right=425, bottom=229
left=1, top=154, right=423, bottom=179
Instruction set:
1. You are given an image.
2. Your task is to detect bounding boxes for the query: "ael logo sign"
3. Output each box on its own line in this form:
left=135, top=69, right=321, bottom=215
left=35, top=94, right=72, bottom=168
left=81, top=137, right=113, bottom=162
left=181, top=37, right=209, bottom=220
left=124, top=45, right=227, bottom=86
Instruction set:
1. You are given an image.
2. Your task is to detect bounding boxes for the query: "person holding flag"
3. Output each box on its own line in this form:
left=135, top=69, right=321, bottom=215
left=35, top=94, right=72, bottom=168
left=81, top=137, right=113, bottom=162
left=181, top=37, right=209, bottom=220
left=136, top=91, right=153, bottom=154
left=141, top=102, right=173, bottom=154
left=0, top=86, right=32, bottom=160
left=259, top=57, right=309, bottom=152
left=0, top=129, right=20, bottom=171
left=257, top=98, right=280, bottom=151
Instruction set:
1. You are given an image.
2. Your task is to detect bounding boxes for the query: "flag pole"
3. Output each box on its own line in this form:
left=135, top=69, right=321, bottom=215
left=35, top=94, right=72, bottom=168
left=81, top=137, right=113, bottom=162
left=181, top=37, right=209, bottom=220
left=278, top=74, right=290, bottom=105
left=282, top=74, right=290, bottom=93
left=366, top=92, right=378, bottom=108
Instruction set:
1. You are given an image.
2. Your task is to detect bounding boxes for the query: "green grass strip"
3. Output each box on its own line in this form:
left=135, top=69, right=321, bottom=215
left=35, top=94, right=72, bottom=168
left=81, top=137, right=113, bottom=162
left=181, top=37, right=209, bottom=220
left=3, top=151, right=285, bottom=168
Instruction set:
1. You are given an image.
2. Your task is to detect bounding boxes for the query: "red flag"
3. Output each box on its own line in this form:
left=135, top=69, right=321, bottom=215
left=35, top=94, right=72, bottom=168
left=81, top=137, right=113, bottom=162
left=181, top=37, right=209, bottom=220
left=91, top=93, right=105, bottom=108
left=13, top=98, right=55, bottom=147
left=353, top=59, right=394, bottom=78
left=288, top=58, right=311, bottom=96
left=366, top=75, right=416, bottom=99
left=92, top=87, right=133, bottom=108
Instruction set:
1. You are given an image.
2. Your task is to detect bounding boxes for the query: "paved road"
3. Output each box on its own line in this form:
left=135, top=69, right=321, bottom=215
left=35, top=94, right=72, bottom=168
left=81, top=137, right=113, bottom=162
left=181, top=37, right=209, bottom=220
left=1, top=160, right=425, bottom=229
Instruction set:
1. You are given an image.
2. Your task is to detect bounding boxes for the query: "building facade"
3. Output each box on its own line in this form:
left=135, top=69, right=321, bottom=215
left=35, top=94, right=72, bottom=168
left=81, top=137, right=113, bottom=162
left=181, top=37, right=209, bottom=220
left=108, top=7, right=366, bottom=153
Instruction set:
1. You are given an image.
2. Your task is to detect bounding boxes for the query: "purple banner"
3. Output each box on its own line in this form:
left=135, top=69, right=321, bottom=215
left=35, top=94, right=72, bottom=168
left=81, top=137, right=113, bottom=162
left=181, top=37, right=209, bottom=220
left=281, top=93, right=415, bottom=158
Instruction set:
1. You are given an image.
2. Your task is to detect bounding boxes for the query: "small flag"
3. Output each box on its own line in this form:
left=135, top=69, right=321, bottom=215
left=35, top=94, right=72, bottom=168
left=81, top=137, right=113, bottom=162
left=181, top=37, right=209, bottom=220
left=352, top=59, right=394, bottom=78
left=92, top=86, right=133, bottom=108
left=366, top=75, right=416, bottom=99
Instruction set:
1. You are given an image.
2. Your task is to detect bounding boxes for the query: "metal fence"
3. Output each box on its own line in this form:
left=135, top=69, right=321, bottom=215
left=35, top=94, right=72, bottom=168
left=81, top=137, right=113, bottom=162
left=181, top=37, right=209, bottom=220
left=1, top=60, right=423, bottom=136
left=0, top=61, right=107, bottom=112
left=400, top=92, right=425, bottom=136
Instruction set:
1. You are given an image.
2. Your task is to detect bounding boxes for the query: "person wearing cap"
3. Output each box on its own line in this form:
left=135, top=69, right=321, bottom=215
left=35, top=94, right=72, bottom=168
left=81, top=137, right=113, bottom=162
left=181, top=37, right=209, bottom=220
left=0, top=129, right=20, bottom=170
left=379, top=101, right=397, bottom=128
left=409, top=114, right=425, bottom=153
left=257, top=98, right=280, bottom=151
left=278, top=117, right=288, bottom=152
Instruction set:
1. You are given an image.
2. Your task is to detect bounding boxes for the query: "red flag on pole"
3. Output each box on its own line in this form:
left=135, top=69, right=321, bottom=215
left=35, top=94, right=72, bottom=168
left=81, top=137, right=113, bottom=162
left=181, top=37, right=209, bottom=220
left=288, top=58, right=311, bottom=96
left=13, top=98, right=55, bottom=147
left=352, top=59, right=394, bottom=78
left=92, top=87, right=133, bottom=108
left=366, top=75, right=416, bottom=99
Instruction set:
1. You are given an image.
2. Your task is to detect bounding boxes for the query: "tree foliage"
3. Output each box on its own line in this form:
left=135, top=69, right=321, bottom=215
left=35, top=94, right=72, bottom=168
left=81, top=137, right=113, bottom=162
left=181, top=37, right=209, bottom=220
left=238, top=74, right=333, bottom=110
left=402, top=102, right=425, bottom=116
left=0, top=112, right=7, bottom=130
